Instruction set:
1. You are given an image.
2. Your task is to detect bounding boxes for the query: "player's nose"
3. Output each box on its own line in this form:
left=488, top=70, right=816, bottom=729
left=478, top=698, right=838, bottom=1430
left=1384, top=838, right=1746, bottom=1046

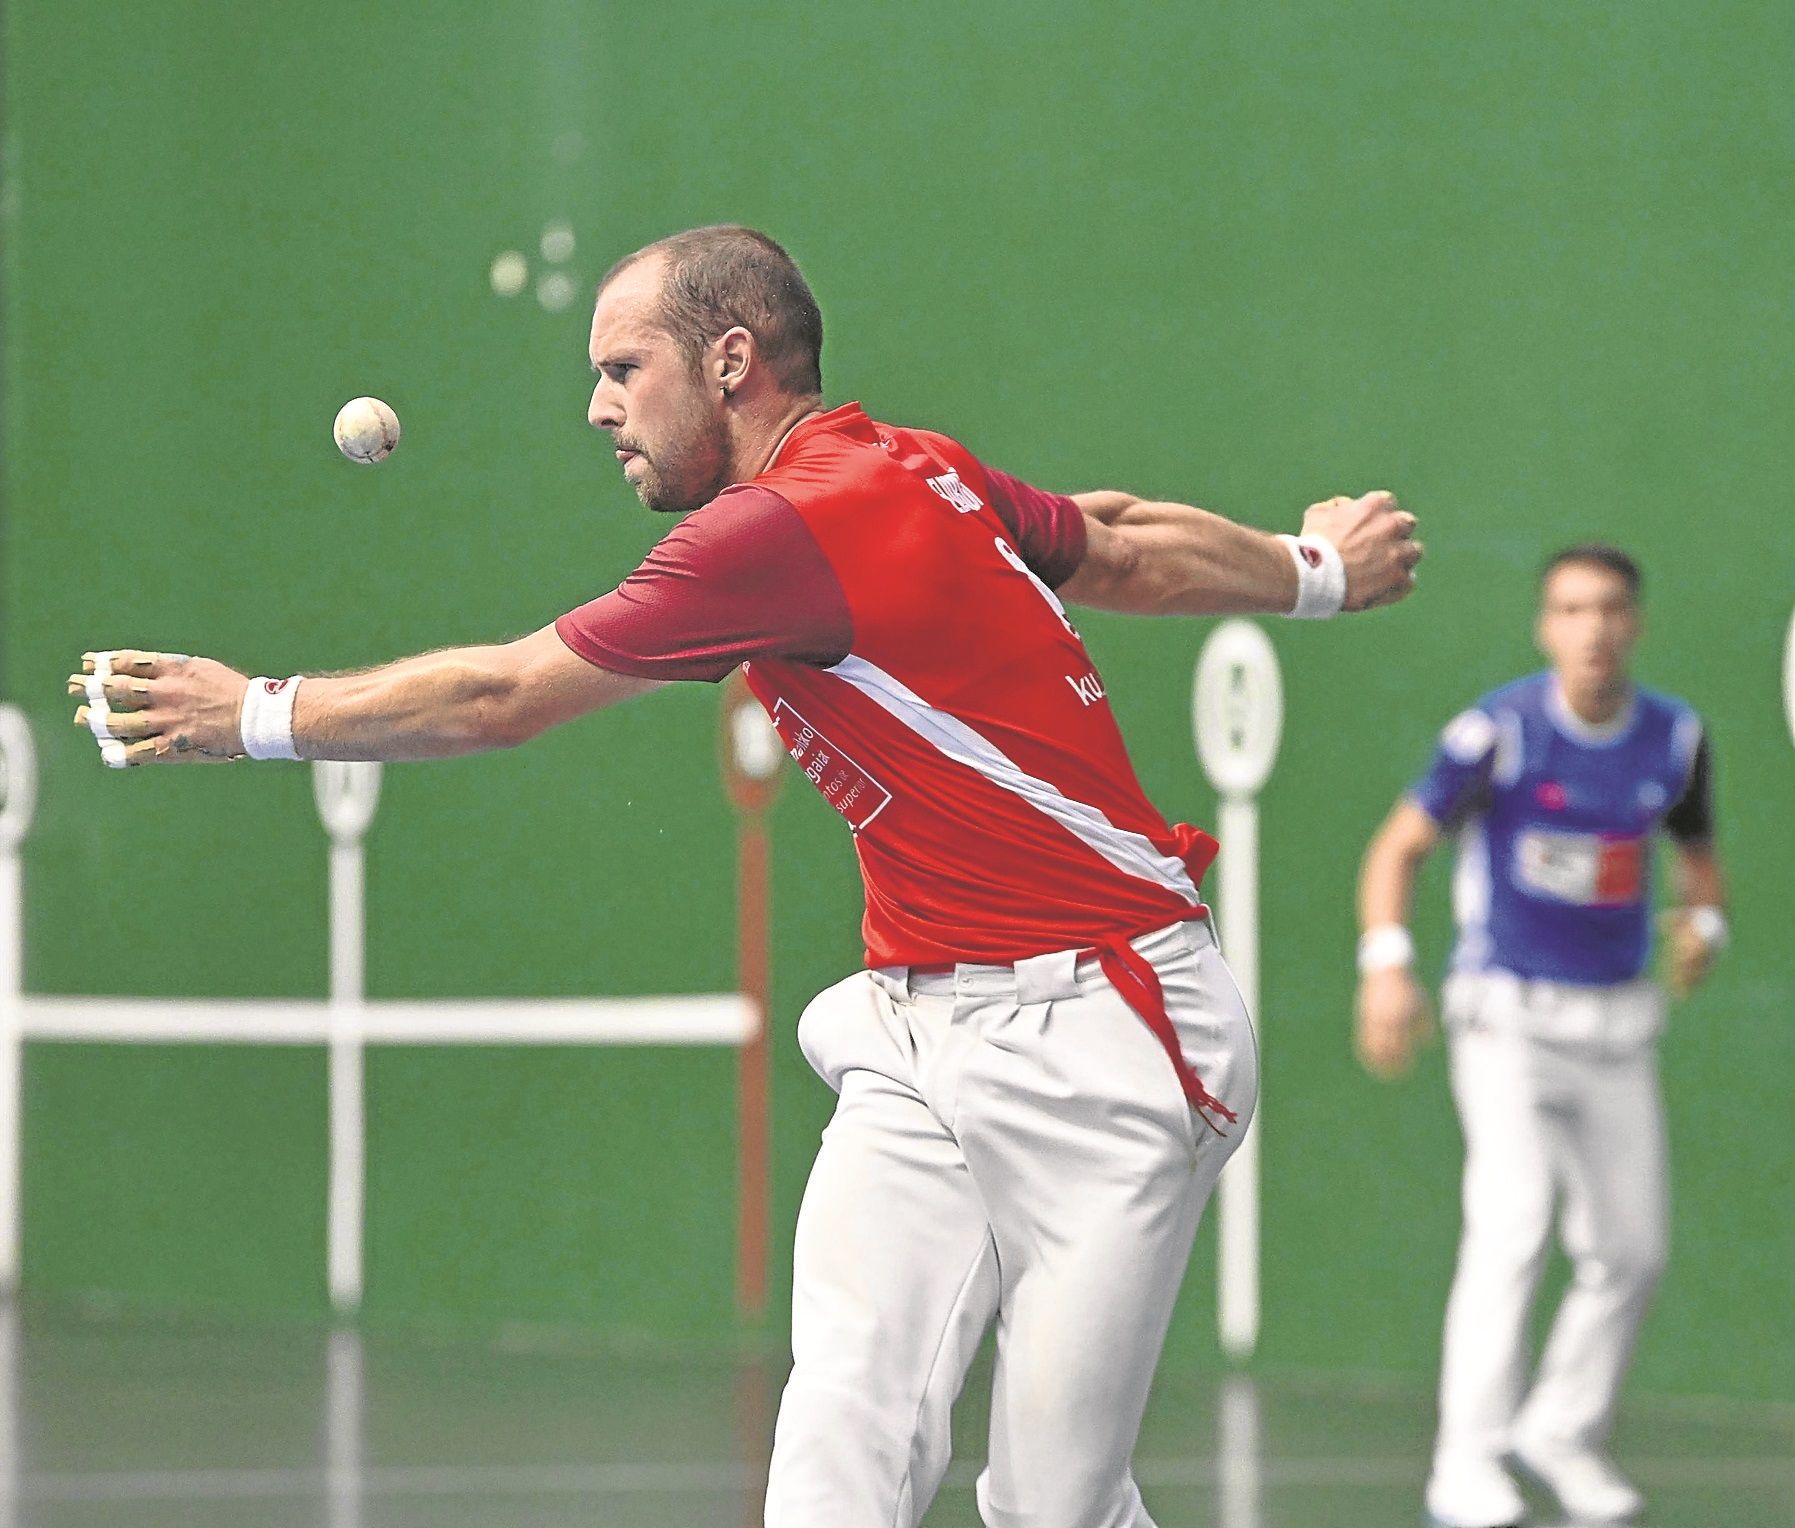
left=588, top=383, right=623, bottom=432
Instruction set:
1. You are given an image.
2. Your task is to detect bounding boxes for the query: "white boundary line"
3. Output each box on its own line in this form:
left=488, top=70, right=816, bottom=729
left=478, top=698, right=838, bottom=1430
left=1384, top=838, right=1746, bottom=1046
left=0, top=718, right=753, bottom=1310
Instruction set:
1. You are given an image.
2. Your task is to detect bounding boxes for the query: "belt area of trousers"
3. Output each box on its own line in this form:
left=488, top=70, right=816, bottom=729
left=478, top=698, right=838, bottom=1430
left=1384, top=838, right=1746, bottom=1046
left=907, top=910, right=1238, bottom=1137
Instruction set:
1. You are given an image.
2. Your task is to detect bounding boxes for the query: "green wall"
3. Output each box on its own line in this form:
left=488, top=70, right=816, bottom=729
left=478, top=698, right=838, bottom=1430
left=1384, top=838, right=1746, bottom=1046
left=4, top=1, right=1790, bottom=1400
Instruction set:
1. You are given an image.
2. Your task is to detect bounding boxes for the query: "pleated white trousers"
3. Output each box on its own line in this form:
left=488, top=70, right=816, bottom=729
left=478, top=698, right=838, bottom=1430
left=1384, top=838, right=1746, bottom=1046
left=765, top=919, right=1258, bottom=1528
left=1430, top=974, right=1669, bottom=1492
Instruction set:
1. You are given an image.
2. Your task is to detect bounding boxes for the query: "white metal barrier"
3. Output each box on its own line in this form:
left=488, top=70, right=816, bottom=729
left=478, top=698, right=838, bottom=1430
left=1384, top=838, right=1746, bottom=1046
left=0, top=707, right=753, bottom=1310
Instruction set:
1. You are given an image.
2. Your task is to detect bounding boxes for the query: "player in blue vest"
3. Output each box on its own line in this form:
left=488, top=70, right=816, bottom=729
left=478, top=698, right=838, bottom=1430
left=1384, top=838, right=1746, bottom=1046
left=1354, top=545, right=1727, bottom=1528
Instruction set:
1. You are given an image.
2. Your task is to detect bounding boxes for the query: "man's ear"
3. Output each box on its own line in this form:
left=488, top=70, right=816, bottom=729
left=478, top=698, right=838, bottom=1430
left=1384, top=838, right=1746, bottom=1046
left=716, top=326, right=754, bottom=395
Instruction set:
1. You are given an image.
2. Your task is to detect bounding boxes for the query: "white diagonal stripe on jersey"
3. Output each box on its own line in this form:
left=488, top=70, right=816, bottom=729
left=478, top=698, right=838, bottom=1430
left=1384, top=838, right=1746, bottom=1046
left=826, top=654, right=1199, bottom=901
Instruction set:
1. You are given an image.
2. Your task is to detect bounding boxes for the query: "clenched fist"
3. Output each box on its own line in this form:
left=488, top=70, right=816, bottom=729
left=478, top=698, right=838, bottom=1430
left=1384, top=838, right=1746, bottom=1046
left=1304, top=491, right=1423, bottom=612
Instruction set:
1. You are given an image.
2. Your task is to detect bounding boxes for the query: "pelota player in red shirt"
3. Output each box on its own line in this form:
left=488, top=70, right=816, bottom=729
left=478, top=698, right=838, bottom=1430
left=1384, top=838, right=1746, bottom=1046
left=72, top=226, right=1420, bottom=1527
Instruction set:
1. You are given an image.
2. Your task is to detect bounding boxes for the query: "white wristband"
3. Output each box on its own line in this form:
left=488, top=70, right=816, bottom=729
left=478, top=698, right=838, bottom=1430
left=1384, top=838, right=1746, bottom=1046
left=1358, top=924, right=1416, bottom=973
left=239, top=676, right=303, bottom=760
left=1279, top=534, right=1348, bottom=619
left=1685, top=905, right=1728, bottom=952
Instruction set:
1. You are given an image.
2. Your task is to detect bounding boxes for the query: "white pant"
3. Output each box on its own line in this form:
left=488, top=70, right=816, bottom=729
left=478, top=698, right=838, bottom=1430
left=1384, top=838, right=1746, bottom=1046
left=1432, top=973, right=1669, bottom=1479
left=765, top=919, right=1258, bottom=1528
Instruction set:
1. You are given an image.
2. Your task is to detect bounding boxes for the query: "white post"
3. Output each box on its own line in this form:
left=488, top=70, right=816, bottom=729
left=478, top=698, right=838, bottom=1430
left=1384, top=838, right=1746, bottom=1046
left=325, top=1326, right=364, bottom=1528
left=1215, top=794, right=1261, bottom=1358
left=1192, top=623, right=1283, bottom=1362
left=313, top=762, right=382, bottom=1313
left=0, top=1301, right=15, bottom=1528
left=1215, top=1372, right=1263, bottom=1528
left=0, top=710, right=37, bottom=1297
left=1784, top=605, right=1795, bottom=755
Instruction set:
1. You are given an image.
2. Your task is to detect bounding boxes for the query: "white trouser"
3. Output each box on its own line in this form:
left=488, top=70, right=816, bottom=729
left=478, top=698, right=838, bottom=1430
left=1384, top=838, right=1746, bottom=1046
left=765, top=918, right=1258, bottom=1528
left=1432, top=972, right=1669, bottom=1478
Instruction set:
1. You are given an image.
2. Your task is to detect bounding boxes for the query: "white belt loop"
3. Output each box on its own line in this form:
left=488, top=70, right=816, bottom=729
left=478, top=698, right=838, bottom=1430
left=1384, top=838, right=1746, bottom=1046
left=1014, top=948, right=1080, bottom=1005
left=868, top=968, right=908, bottom=1002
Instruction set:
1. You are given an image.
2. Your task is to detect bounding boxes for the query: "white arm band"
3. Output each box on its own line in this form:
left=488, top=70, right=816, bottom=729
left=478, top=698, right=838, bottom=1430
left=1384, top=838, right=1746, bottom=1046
left=1358, top=924, right=1416, bottom=973
left=239, top=676, right=304, bottom=761
left=1685, top=905, right=1729, bottom=952
left=1278, top=534, right=1347, bottom=619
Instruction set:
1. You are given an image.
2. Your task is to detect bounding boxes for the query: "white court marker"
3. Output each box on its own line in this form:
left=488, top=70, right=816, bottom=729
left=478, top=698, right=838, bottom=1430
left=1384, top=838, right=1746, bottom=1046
left=325, top=1328, right=362, bottom=1528
left=489, top=251, right=528, bottom=297
left=0, top=1294, right=16, bottom=1528
left=315, top=762, right=381, bottom=1314
left=1216, top=1374, right=1264, bottom=1528
left=536, top=271, right=576, bottom=313
left=0, top=714, right=754, bottom=1314
left=540, top=221, right=575, bottom=263
left=0, top=708, right=33, bottom=1293
left=1193, top=621, right=1284, bottom=1361
left=1783, top=604, right=1795, bottom=753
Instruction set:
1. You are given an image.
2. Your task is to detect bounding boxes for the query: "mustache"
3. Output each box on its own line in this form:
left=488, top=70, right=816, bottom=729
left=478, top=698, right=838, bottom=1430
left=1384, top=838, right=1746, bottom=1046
left=613, top=437, right=647, bottom=457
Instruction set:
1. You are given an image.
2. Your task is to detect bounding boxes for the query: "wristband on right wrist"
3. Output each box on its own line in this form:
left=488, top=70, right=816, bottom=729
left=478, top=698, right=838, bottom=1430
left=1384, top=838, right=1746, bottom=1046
left=1358, top=924, right=1416, bottom=974
left=1684, top=904, right=1729, bottom=952
left=1278, top=534, right=1348, bottom=619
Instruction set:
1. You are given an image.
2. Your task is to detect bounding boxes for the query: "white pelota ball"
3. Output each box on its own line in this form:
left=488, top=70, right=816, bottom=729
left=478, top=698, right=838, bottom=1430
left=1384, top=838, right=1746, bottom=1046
left=333, top=396, right=401, bottom=464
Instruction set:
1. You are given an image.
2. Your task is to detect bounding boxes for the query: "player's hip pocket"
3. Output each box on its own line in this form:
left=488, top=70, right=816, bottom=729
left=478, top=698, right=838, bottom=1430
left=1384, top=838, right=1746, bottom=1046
left=1000, top=944, right=1259, bottom=1164
left=1164, top=946, right=1260, bottom=1147
left=796, top=970, right=915, bottom=1093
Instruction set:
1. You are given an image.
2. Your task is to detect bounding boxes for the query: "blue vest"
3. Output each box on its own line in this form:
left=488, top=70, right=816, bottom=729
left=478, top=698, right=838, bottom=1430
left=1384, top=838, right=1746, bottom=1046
left=1410, top=673, right=1703, bottom=986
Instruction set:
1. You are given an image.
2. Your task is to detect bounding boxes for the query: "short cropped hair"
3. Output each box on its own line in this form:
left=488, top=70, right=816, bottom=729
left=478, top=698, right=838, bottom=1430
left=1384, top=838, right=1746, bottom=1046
left=1540, top=543, right=1642, bottom=602
left=603, top=225, right=824, bottom=396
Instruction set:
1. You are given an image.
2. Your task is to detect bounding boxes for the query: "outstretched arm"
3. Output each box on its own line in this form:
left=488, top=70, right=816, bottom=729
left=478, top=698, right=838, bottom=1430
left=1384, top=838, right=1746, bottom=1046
left=1058, top=489, right=1421, bottom=617
left=70, top=626, right=659, bottom=767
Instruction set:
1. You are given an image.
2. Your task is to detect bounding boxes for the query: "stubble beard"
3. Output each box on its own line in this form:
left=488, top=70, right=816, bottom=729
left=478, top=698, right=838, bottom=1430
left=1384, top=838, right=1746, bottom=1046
left=633, top=391, right=734, bottom=515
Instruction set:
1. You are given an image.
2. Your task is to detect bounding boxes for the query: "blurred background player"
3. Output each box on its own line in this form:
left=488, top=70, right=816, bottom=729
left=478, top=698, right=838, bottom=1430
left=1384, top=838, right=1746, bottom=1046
left=1353, top=545, right=1727, bottom=1528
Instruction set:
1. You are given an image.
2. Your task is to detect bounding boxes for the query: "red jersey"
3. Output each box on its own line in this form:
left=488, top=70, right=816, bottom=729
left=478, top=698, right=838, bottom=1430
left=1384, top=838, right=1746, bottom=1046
left=557, top=403, right=1217, bottom=967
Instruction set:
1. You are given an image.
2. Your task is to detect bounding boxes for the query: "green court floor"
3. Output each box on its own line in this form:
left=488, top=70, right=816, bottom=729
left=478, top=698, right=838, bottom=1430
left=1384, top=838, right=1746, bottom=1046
left=10, top=1301, right=1790, bottom=1527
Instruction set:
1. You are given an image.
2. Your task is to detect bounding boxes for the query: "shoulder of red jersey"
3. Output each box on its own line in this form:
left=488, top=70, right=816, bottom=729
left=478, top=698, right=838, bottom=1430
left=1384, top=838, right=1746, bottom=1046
left=750, top=406, right=1088, bottom=589
left=553, top=483, right=852, bottom=683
